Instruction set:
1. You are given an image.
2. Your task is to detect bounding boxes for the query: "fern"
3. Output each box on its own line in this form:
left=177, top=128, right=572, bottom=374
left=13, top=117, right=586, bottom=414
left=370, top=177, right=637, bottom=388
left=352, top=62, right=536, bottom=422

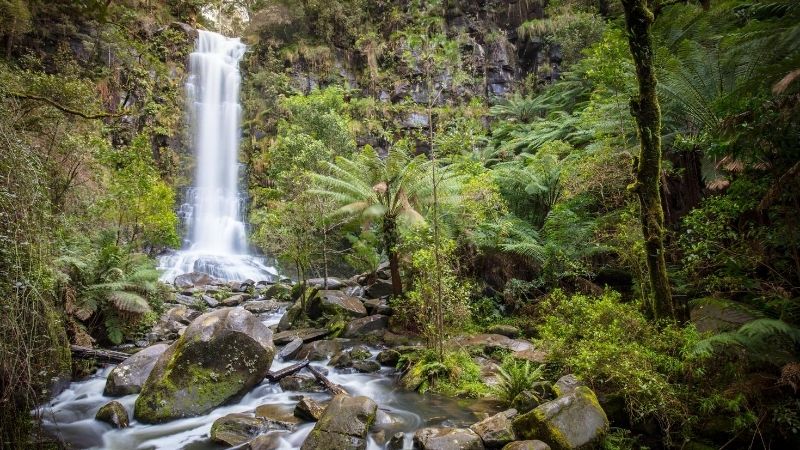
left=494, top=359, right=545, bottom=405
left=693, top=318, right=800, bottom=366
left=108, top=291, right=152, bottom=315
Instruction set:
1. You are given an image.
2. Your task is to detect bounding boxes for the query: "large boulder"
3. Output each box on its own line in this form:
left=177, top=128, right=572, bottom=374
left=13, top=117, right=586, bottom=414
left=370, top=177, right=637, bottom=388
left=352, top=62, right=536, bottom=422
left=174, top=272, right=216, bottom=289
left=365, top=280, right=393, bottom=298
left=296, top=339, right=342, bottom=361
left=273, top=328, right=330, bottom=345
left=279, top=375, right=325, bottom=392
left=264, top=283, right=292, bottom=300
left=343, top=315, right=389, bottom=337
left=134, top=307, right=276, bottom=423
left=414, top=427, right=485, bottom=450
left=243, top=299, right=280, bottom=314
left=471, top=409, right=518, bottom=448
left=210, top=413, right=294, bottom=446
left=307, top=277, right=347, bottom=289
left=512, top=386, right=608, bottom=450
left=295, top=396, right=327, bottom=421
left=104, top=343, right=169, bottom=396
left=301, top=395, right=378, bottom=450
left=309, top=290, right=367, bottom=318
left=277, top=337, right=304, bottom=360
left=95, top=401, right=129, bottom=428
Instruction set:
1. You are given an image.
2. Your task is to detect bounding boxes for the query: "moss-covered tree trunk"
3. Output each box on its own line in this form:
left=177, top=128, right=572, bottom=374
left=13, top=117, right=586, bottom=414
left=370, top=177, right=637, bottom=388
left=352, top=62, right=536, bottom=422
left=383, top=214, right=403, bottom=297
left=621, top=0, right=675, bottom=320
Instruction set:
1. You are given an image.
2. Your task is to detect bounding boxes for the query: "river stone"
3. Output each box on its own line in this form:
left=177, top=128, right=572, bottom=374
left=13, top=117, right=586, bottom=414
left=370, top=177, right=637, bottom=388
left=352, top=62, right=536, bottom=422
left=296, top=339, right=342, bottom=361
left=104, top=343, right=169, bottom=396
left=174, top=272, right=216, bottom=289
left=277, top=337, right=304, bottom=360
left=300, top=395, right=378, bottom=450
left=264, top=283, right=292, bottom=300
left=273, top=328, right=330, bottom=345
left=244, top=299, right=279, bottom=314
left=203, top=294, right=219, bottom=308
left=256, top=403, right=301, bottom=425
left=248, top=432, right=291, bottom=450
left=279, top=375, right=325, bottom=392
left=511, top=383, right=554, bottom=414
left=221, top=293, right=251, bottom=307
left=377, top=349, right=401, bottom=367
left=166, top=305, right=201, bottom=324
left=343, top=315, right=389, bottom=337
left=470, top=409, right=518, bottom=448
left=307, top=277, right=346, bottom=289
left=351, top=360, right=381, bottom=373
left=364, top=298, right=393, bottom=315
left=310, top=290, right=367, bottom=318
left=134, top=307, right=276, bottom=423
left=95, top=401, right=129, bottom=428
left=365, top=279, right=393, bottom=298
left=413, top=427, right=485, bottom=450
left=173, top=294, right=202, bottom=309
left=295, top=396, right=326, bottom=421
left=387, top=432, right=405, bottom=450
left=502, top=441, right=551, bottom=450
left=512, top=386, right=608, bottom=450
left=210, top=413, right=266, bottom=446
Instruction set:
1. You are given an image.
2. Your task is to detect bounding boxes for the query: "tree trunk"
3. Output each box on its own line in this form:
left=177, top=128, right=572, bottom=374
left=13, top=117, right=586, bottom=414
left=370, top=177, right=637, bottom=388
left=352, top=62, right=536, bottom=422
left=621, top=0, right=675, bottom=320
left=383, top=216, right=402, bottom=296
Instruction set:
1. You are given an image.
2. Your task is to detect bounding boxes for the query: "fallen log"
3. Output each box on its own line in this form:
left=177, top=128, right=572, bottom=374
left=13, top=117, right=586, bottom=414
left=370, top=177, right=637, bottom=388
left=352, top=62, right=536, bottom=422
left=306, top=364, right=347, bottom=396
left=265, top=360, right=309, bottom=381
left=70, top=345, right=129, bottom=363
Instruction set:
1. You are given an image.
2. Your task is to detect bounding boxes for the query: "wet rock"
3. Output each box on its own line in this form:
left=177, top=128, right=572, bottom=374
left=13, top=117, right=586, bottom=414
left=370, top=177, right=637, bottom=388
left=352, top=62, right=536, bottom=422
left=203, top=294, right=219, bottom=308
left=502, top=441, right=551, bottom=450
left=255, top=403, right=301, bottom=425
left=301, top=395, right=378, bottom=450
left=376, top=349, right=401, bottom=367
left=295, top=396, right=326, bottom=421
left=309, top=290, right=367, bottom=318
left=248, top=432, right=291, bottom=450
left=512, top=386, right=608, bottom=450
left=351, top=360, right=380, bottom=373
left=244, top=299, right=280, bottom=314
left=95, top=401, right=129, bottom=428
left=364, top=298, right=393, bottom=315
left=486, top=325, right=521, bottom=338
left=365, top=280, right=393, bottom=298
left=277, top=300, right=303, bottom=331
left=470, top=409, right=518, bottom=448
left=413, top=427, right=484, bottom=450
left=279, top=375, right=325, bottom=392
left=104, top=343, right=169, bottom=396
left=134, top=307, right=276, bottom=423
left=264, top=283, right=292, bottom=300
left=273, top=328, right=330, bottom=345
left=210, top=413, right=293, bottom=446
left=343, top=315, right=389, bottom=338
left=296, top=339, right=342, bottom=361
left=277, top=337, right=304, bottom=360
left=174, top=272, right=216, bottom=289
left=221, top=293, right=251, bottom=307
left=329, top=351, right=353, bottom=369
left=307, top=277, right=347, bottom=289
left=387, top=432, right=405, bottom=450
left=165, top=305, right=201, bottom=324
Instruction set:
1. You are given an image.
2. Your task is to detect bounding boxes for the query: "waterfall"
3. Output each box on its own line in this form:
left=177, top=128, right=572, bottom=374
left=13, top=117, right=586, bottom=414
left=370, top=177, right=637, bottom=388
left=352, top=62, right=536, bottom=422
left=159, top=30, right=277, bottom=283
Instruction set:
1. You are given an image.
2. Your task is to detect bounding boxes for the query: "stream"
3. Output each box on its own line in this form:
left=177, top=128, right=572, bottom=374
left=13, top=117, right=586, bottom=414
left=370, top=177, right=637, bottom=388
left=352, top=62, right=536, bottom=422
left=38, top=309, right=496, bottom=450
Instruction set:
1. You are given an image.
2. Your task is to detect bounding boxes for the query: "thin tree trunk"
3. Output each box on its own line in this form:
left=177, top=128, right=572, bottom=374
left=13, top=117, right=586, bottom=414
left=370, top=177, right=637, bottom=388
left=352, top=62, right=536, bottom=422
left=428, top=100, right=444, bottom=360
left=383, top=216, right=402, bottom=296
left=621, top=0, right=675, bottom=320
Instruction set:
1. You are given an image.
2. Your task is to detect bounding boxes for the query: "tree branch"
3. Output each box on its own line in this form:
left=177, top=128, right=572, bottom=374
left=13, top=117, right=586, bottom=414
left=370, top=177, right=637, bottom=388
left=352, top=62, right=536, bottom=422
left=5, top=91, right=123, bottom=120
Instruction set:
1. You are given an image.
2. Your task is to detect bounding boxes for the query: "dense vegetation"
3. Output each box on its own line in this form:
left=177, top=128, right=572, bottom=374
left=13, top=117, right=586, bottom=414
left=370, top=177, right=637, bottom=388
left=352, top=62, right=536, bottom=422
left=1, top=0, right=798, bottom=448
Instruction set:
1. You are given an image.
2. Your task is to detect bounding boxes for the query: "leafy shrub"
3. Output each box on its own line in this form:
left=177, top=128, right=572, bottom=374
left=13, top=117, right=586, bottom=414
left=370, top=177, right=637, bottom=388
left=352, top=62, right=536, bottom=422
left=494, top=358, right=545, bottom=405
left=400, top=349, right=488, bottom=398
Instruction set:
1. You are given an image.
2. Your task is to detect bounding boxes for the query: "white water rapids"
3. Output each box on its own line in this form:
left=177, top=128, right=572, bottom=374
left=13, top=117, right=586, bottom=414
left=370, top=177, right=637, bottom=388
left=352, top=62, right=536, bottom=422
left=158, top=30, right=276, bottom=283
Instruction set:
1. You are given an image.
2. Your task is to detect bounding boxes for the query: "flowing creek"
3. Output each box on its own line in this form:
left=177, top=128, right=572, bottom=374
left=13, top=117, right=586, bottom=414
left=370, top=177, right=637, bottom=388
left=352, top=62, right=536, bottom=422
left=39, top=309, right=497, bottom=450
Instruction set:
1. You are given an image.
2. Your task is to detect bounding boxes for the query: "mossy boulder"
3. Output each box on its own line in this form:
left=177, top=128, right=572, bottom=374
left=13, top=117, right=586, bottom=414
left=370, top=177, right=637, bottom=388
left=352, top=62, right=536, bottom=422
left=414, top=427, right=485, bottom=450
left=512, top=386, right=608, bottom=450
left=470, top=409, right=518, bottom=448
left=300, top=395, right=378, bottom=450
left=264, top=282, right=292, bottom=300
left=95, top=401, right=129, bottom=428
left=210, top=412, right=294, bottom=446
left=308, top=290, right=367, bottom=319
left=104, top=343, right=168, bottom=396
left=295, top=396, right=327, bottom=421
left=133, top=307, right=276, bottom=423
left=343, top=314, right=389, bottom=337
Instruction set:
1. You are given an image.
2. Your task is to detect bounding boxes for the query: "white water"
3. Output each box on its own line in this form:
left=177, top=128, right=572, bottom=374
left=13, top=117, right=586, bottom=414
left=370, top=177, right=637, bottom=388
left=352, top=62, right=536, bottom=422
left=39, top=310, right=486, bottom=450
left=159, top=30, right=277, bottom=283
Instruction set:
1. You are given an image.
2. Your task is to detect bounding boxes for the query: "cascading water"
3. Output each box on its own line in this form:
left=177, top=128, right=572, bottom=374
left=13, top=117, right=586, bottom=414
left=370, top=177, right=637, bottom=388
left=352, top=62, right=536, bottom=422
left=158, top=30, right=277, bottom=283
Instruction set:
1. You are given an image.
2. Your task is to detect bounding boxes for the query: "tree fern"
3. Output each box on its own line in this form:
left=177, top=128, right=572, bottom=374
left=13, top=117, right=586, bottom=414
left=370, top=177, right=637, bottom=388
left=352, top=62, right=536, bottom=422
left=693, top=318, right=800, bottom=366
left=108, top=291, right=152, bottom=315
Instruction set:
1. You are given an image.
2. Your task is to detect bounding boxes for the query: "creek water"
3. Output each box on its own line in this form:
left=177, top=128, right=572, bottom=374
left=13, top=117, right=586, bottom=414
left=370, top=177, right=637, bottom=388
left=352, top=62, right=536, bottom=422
left=39, top=309, right=494, bottom=450
left=158, top=30, right=276, bottom=283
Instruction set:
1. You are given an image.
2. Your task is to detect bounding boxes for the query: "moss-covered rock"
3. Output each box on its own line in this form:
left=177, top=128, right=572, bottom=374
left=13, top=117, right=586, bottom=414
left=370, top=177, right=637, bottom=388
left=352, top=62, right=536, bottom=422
left=104, top=343, right=168, bottom=396
left=502, top=441, right=551, bottom=450
left=308, top=290, right=367, bottom=319
left=133, top=307, right=275, bottom=423
left=95, top=401, right=129, bottom=428
left=300, top=395, right=378, bottom=450
left=413, top=427, right=485, bottom=450
left=470, top=409, right=518, bottom=448
left=512, top=386, right=608, bottom=450
left=210, top=412, right=294, bottom=446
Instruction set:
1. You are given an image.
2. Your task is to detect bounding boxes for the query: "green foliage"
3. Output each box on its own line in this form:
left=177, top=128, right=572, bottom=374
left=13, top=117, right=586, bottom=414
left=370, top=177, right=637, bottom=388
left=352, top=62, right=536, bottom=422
left=494, top=358, right=545, bottom=405
left=693, top=318, right=800, bottom=366
left=401, top=348, right=489, bottom=397
left=344, top=230, right=383, bottom=275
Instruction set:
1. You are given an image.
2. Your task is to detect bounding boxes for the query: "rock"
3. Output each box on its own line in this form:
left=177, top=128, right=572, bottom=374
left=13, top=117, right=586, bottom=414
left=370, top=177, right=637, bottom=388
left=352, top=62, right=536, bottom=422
left=301, top=395, right=378, bottom=450
left=413, top=427, right=485, bottom=450
left=277, top=300, right=303, bottom=331
left=329, top=351, right=353, bottom=369
left=273, top=328, right=330, bottom=345
left=553, top=374, right=583, bottom=396
left=104, top=343, right=169, bottom=396
left=349, top=345, right=371, bottom=360
left=377, top=349, right=401, bottom=367
left=511, top=383, right=555, bottom=414
left=295, top=396, right=326, bottom=421
left=264, top=283, right=292, bottom=300
left=296, top=340, right=342, bottom=361
left=387, top=432, right=405, bottom=450
left=351, top=360, right=380, bottom=373
left=487, top=325, right=521, bottom=338
left=248, top=432, right=291, bottom=450
left=451, top=334, right=533, bottom=353
left=134, top=307, right=276, bottom=423
left=255, top=403, right=301, bottom=425
left=95, top=401, right=129, bottom=428
left=343, top=315, right=389, bottom=338
left=203, top=294, right=219, bottom=308
left=364, top=298, right=393, bottom=315
left=174, top=272, right=215, bottom=289
left=280, top=375, right=325, bottom=392
left=244, top=299, right=279, bottom=314
left=173, top=294, right=202, bottom=309
left=210, top=413, right=293, bottom=446
left=165, top=305, right=201, bottom=324
left=365, top=280, right=393, bottom=298
left=221, top=293, right=251, bottom=307
left=502, top=441, right=551, bottom=450
left=307, top=277, right=347, bottom=289
left=512, top=386, right=608, bottom=450
left=277, top=337, right=304, bottom=360
left=470, top=409, right=518, bottom=448
left=309, top=290, right=367, bottom=318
